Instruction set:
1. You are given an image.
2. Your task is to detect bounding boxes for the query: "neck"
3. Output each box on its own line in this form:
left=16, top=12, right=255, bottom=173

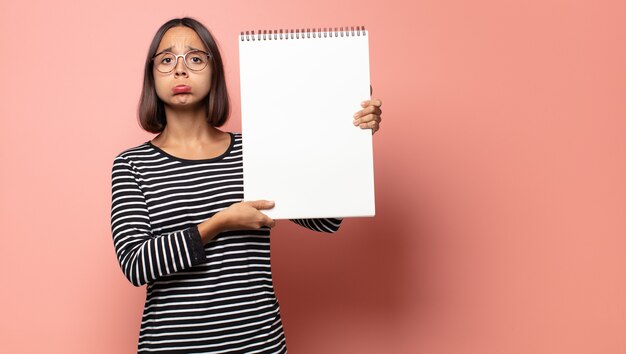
left=157, top=104, right=220, bottom=147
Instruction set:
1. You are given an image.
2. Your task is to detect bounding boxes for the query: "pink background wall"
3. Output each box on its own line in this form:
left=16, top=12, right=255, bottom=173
left=1, top=0, right=625, bottom=353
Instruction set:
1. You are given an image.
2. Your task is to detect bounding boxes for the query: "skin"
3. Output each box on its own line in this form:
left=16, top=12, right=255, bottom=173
left=150, top=26, right=383, bottom=243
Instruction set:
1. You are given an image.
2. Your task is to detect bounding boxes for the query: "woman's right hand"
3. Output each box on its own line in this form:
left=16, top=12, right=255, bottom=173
left=215, top=200, right=276, bottom=231
left=197, top=200, right=275, bottom=244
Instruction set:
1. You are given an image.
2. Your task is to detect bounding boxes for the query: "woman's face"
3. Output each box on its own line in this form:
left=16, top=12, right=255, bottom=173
left=153, top=26, right=212, bottom=110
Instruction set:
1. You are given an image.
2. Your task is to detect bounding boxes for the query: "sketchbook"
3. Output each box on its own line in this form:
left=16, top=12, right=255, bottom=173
left=238, top=26, right=375, bottom=219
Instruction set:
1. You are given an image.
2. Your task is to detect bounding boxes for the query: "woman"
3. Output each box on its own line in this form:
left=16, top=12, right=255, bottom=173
left=111, top=17, right=382, bottom=353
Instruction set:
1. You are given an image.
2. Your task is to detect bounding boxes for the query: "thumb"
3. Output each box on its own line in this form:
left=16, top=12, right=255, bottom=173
left=247, top=200, right=275, bottom=210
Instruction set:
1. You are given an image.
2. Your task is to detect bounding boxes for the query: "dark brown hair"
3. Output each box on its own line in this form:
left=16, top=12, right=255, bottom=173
left=138, top=17, right=230, bottom=133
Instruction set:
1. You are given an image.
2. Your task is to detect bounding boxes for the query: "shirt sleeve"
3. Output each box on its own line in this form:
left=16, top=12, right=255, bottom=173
left=289, top=217, right=343, bottom=233
left=110, top=155, right=207, bottom=287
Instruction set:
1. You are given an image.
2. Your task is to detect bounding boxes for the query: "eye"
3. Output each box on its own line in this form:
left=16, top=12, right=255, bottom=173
left=188, top=53, right=205, bottom=64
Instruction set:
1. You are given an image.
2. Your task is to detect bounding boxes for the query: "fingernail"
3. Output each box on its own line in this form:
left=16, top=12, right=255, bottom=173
left=353, top=120, right=359, bottom=125
left=353, top=112, right=359, bottom=118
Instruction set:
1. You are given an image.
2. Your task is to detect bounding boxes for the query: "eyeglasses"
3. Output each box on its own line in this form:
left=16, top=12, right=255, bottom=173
left=151, top=50, right=211, bottom=73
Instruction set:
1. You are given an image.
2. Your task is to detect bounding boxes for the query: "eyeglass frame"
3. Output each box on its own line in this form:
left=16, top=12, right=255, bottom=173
left=151, top=49, right=212, bottom=73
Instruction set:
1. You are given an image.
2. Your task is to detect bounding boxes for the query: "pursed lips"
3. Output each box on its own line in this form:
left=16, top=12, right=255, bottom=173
left=172, top=85, right=191, bottom=94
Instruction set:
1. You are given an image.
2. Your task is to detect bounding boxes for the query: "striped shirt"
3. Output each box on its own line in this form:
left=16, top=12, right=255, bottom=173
left=110, top=132, right=342, bottom=353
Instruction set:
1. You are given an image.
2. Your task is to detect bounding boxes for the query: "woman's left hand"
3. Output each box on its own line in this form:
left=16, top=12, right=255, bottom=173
left=353, top=98, right=383, bottom=135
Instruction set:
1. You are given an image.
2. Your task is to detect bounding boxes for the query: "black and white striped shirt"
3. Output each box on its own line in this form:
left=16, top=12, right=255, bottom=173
left=110, top=132, right=342, bottom=353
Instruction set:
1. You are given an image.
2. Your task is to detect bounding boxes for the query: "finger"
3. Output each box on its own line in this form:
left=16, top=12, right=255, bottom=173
left=369, top=106, right=382, bottom=116
left=359, top=120, right=379, bottom=130
left=357, top=105, right=381, bottom=117
left=248, top=200, right=275, bottom=210
left=355, top=113, right=381, bottom=126
left=353, top=106, right=381, bottom=121
left=256, top=212, right=275, bottom=229
left=360, top=98, right=382, bottom=108
left=372, top=122, right=379, bottom=135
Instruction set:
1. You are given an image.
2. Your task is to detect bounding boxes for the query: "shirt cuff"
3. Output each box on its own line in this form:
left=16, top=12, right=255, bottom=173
left=186, top=225, right=207, bottom=266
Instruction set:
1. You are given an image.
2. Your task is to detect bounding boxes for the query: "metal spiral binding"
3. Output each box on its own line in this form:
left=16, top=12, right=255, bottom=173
left=240, top=26, right=366, bottom=41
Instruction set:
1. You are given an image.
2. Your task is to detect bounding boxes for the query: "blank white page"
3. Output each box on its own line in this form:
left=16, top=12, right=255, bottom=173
left=238, top=28, right=375, bottom=219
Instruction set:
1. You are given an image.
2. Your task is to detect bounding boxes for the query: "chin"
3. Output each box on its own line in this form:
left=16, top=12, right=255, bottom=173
left=169, top=98, right=203, bottom=109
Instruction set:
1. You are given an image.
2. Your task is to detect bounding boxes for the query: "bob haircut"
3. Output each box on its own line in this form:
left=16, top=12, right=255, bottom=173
left=138, top=17, right=230, bottom=133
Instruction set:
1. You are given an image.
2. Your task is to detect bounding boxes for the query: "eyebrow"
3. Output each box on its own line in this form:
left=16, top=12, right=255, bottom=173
left=156, top=45, right=204, bottom=54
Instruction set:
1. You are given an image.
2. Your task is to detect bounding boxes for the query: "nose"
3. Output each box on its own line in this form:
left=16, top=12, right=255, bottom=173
left=174, top=56, right=188, bottom=76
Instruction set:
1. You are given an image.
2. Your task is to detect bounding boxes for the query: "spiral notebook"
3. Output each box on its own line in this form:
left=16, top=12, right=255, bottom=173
left=238, top=26, right=375, bottom=219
